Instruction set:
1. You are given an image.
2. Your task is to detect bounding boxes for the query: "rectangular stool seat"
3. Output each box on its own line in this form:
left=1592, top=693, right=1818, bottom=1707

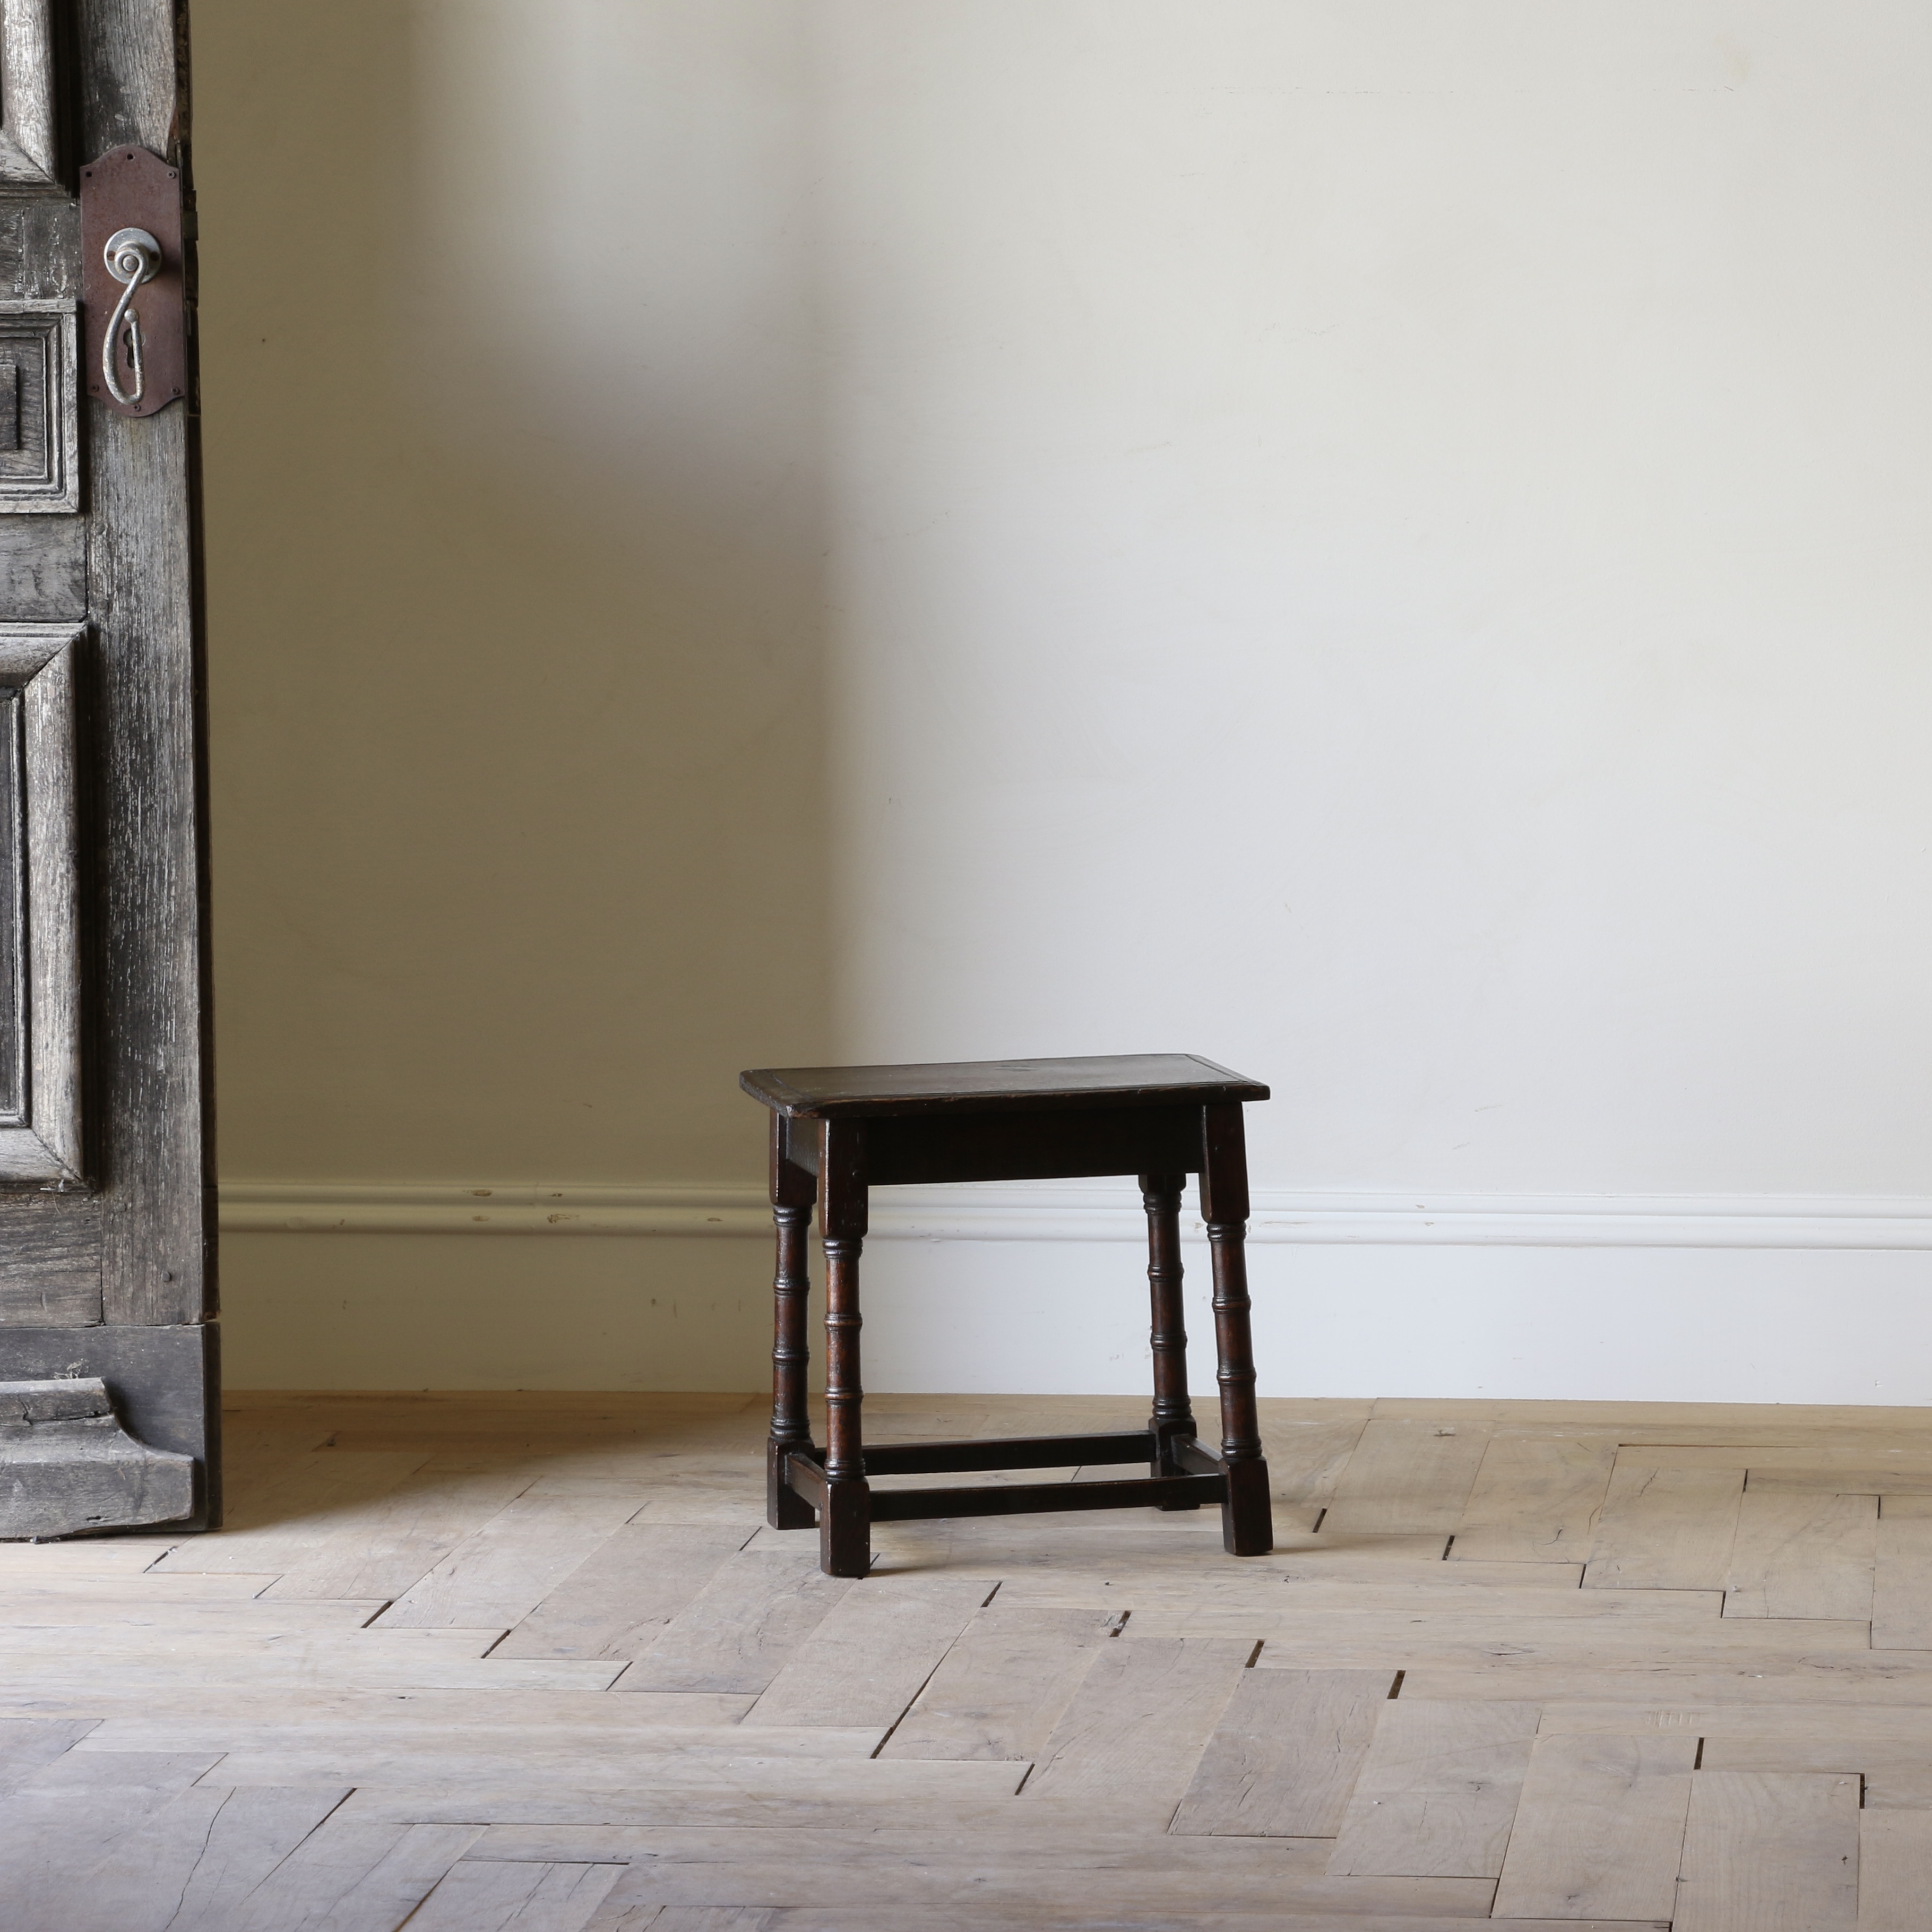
left=740, top=1053, right=1267, bottom=1117
left=740, top=1051, right=1274, bottom=1577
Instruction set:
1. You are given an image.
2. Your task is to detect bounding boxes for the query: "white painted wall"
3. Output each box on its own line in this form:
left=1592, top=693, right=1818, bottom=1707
left=202, top=2, right=1932, bottom=1399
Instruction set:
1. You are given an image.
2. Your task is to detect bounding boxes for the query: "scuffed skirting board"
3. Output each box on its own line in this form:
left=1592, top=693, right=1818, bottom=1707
left=218, top=1181, right=1932, bottom=1250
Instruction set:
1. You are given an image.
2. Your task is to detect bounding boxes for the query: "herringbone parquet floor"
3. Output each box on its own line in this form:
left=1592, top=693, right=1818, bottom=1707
left=4, top=1390, right=1931, bottom=1929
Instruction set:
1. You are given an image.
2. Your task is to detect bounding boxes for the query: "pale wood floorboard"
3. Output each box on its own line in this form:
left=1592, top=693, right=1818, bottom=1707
left=376, top=1495, right=646, bottom=1630
left=1169, top=1666, right=1394, bottom=1836
left=878, top=1605, right=1112, bottom=1761
left=1856, top=1809, right=1932, bottom=1932
left=1326, top=1697, right=1539, bottom=1878
left=495, top=1525, right=753, bottom=1661
left=617, top=1549, right=851, bottom=1695
left=1722, top=1489, right=1876, bottom=1622
left=1447, top=1429, right=1617, bottom=1565
left=9, top=1389, right=1932, bottom=1925
left=1019, top=1635, right=1252, bottom=1812
left=263, top=1464, right=539, bottom=1603
left=400, top=1857, right=624, bottom=1932
left=1583, top=1462, right=1745, bottom=1590
left=1489, top=1731, right=1695, bottom=1921
left=1870, top=1501, right=1932, bottom=1650
left=741, top=1573, right=991, bottom=1728
left=1674, top=1771, right=1860, bottom=1932
left=1318, top=1417, right=1494, bottom=1537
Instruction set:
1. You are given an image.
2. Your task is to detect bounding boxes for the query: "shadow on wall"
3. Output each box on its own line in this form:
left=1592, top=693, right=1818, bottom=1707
left=199, top=0, right=833, bottom=1194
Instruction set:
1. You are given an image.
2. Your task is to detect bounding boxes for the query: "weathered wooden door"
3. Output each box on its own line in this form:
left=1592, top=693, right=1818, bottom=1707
left=0, top=0, right=215, bottom=1536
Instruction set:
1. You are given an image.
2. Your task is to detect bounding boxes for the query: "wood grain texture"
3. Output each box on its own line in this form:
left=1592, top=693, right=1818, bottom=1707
left=0, top=638, right=64, bottom=1163
left=620, top=1548, right=851, bottom=1694
left=1633, top=1443, right=1932, bottom=1471
left=377, top=1494, right=642, bottom=1630
left=1746, top=1468, right=1932, bottom=1494
left=1448, top=1430, right=1616, bottom=1564
left=14, top=631, right=82, bottom=1179
left=1875, top=1491, right=1932, bottom=1516
left=1407, top=1659, right=1932, bottom=1706
left=589, top=1914, right=1625, bottom=1932
left=0, top=1193, right=101, bottom=1323
left=1327, top=1697, right=1539, bottom=1878
left=1264, top=1414, right=1369, bottom=1531
left=0, top=1717, right=93, bottom=1791
left=1864, top=1769, right=1932, bottom=1808
left=0, top=1594, right=381, bottom=1632
left=0, top=521, right=85, bottom=618
left=1674, top=1771, right=1859, bottom=1932
left=744, top=1574, right=990, bottom=1729
left=0, top=202, right=81, bottom=304
left=1318, top=1417, right=1491, bottom=1537
left=1724, top=1489, right=1875, bottom=1621
left=740, top=1053, right=1266, bottom=1118
left=0, top=1375, right=193, bottom=1534
left=1858, top=1809, right=1932, bottom=1932
left=625, top=1919, right=1645, bottom=1932
left=495, top=1523, right=752, bottom=1660
left=1543, top=1703, right=1932, bottom=1746
left=56, top=1782, right=353, bottom=1932
left=0, top=0, right=217, bottom=1522
left=75, top=1720, right=882, bottom=1767
left=1698, top=1736, right=1932, bottom=1782
left=565, top=1826, right=1494, bottom=1922
left=0, top=0, right=58, bottom=184
left=261, top=1756, right=1025, bottom=1816
left=0, top=1323, right=213, bottom=1480
left=1871, top=1509, right=1932, bottom=1650
left=1584, top=1462, right=1745, bottom=1590
left=1144, top=1608, right=1823, bottom=1668
left=407, top=1858, right=625, bottom=1932
left=66, top=0, right=217, bottom=1515
left=1020, top=1636, right=1251, bottom=1810
left=153, top=1449, right=431, bottom=1575
left=7, top=1393, right=1931, bottom=1924
left=880, top=1606, right=1111, bottom=1762
left=190, top=1814, right=485, bottom=1932
left=0, top=1787, right=198, bottom=1926
left=263, top=1464, right=540, bottom=1603
left=1490, top=1730, right=1696, bottom=1920
left=88, top=398, right=212, bottom=1329
left=78, top=0, right=182, bottom=154
left=1170, top=1666, right=1394, bottom=1837
left=0, top=1687, right=755, bottom=1726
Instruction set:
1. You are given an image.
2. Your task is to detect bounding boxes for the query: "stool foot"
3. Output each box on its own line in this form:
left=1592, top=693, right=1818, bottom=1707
left=1151, top=1416, right=1203, bottom=1510
left=767, top=1438, right=817, bottom=1531
left=1221, top=1456, right=1273, bottom=1556
left=820, top=1477, right=872, bottom=1577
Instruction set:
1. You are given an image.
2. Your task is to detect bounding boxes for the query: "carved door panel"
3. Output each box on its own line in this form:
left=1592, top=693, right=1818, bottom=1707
left=0, top=0, right=214, bottom=1536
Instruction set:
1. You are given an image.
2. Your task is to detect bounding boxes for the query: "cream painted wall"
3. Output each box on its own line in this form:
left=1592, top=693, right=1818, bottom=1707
left=202, top=2, right=1932, bottom=1399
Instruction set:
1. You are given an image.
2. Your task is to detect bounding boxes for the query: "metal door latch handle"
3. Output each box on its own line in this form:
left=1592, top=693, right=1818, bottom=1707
left=101, top=227, right=160, bottom=408
left=79, top=147, right=187, bottom=419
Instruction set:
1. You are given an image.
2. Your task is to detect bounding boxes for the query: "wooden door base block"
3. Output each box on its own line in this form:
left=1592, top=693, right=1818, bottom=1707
left=1, top=1377, right=193, bottom=1536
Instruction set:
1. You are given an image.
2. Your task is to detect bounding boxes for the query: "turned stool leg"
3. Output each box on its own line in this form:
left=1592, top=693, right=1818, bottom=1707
left=817, top=1120, right=872, bottom=1577
left=766, top=1116, right=817, bottom=1530
left=1140, top=1170, right=1201, bottom=1507
left=1201, top=1102, right=1272, bottom=1556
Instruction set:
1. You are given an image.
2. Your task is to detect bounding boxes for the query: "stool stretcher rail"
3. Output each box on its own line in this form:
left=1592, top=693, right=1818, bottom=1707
left=782, top=1442, right=1226, bottom=1522
left=852, top=1429, right=1157, bottom=1477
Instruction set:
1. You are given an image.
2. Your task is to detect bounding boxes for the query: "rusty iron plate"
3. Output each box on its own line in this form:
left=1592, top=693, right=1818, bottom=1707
left=80, top=145, right=186, bottom=419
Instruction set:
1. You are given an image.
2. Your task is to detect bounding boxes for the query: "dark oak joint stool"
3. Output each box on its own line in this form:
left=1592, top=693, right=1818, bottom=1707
left=739, top=1054, right=1274, bottom=1577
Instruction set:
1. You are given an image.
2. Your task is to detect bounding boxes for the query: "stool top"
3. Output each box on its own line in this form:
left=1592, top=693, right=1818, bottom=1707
left=739, top=1053, right=1267, bottom=1119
